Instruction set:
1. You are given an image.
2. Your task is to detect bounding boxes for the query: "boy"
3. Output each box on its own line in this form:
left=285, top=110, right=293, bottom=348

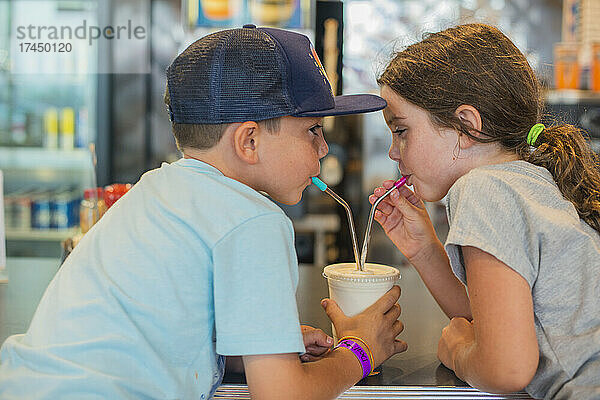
left=0, top=25, right=407, bottom=399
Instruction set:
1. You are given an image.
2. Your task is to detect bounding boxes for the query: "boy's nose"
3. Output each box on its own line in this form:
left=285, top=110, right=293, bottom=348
left=318, top=138, right=329, bottom=159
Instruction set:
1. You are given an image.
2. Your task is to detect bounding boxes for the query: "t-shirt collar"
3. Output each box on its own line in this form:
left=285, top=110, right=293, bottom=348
left=174, top=157, right=225, bottom=176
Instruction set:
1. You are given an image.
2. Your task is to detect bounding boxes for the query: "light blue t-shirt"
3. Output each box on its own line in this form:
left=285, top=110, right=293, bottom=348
left=0, top=158, right=305, bottom=399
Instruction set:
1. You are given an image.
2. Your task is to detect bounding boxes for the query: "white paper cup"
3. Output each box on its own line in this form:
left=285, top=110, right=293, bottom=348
left=323, top=262, right=400, bottom=344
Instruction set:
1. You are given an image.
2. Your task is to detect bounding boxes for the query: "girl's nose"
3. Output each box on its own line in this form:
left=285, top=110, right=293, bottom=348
left=388, top=143, right=399, bottom=161
left=388, top=135, right=405, bottom=161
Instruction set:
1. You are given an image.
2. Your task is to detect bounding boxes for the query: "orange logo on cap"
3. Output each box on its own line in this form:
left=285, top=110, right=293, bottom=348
left=310, top=45, right=333, bottom=96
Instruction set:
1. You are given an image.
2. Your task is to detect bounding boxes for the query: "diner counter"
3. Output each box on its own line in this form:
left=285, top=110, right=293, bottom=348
left=0, top=257, right=62, bottom=345
left=216, top=384, right=532, bottom=399
left=220, top=260, right=534, bottom=399
left=221, top=351, right=532, bottom=399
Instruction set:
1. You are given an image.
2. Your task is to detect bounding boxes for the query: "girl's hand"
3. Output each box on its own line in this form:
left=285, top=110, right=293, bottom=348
left=369, top=180, right=440, bottom=262
left=437, top=317, right=474, bottom=380
left=299, top=325, right=333, bottom=362
left=321, top=286, right=408, bottom=367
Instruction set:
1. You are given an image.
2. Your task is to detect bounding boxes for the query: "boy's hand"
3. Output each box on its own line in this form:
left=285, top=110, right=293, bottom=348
left=369, top=180, right=440, bottom=263
left=321, top=286, right=407, bottom=367
left=299, top=325, right=333, bottom=362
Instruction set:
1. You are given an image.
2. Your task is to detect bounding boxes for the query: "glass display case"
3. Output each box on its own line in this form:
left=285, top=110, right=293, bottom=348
left=0, top=1, right=100, bottom=258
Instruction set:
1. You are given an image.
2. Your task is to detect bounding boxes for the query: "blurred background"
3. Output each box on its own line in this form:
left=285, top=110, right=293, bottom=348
left=1, top=0, right=600, bottom=351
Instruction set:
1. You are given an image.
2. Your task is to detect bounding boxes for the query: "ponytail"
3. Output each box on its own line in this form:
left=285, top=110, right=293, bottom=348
left=525, top=125, right=600, bottom=234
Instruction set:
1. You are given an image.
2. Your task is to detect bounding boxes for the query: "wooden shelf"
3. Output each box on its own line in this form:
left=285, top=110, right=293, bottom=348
left=545, top=89, right=600, bottom=105
left=5, top=227, right=79, bottom=241
left=0, top=147, right=93, bottom=171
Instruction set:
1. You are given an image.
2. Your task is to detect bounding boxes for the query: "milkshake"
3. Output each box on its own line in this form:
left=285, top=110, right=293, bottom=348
left=323, top=262, right=400, bottom=343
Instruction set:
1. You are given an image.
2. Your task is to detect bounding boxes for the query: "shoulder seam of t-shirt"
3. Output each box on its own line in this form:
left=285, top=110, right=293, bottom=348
left=446, top=166, right=541, bottom=288
left=212, top=212, right=292, bottom=250
left=454, top=163, right=556, bottom=206
left=477, top=161, right=555, bottom=186
left=445, top=226, right=538, bottom=288
left=459, top=162, right=580, bottom=225
left=169, top=158, right=286, bottom=213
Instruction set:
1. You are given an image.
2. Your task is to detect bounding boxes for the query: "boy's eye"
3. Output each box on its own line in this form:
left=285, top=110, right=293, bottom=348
left=309, top=124, right=323, bottom=136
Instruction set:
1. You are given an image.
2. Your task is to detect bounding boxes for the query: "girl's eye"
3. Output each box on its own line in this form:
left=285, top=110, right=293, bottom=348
left=392, top=127, right=406, bottom=136
left=309, top=124, right=323, bottom=136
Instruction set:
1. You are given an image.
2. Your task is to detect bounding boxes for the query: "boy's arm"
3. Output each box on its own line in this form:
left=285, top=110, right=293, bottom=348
left=244, top=349, right=361, bottom=400
left=437, top=246, right=539, bottom=393
left=226, top=325, right=333, bottom=374
left=243, top=287, right=407, bottom=400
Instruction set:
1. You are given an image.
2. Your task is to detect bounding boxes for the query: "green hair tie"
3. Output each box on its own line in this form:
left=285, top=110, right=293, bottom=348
left=527, top=123, right=545, bottom=146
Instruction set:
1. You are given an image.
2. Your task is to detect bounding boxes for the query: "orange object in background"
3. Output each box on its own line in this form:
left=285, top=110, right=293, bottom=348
left=80, top=188, right=106, bottom=234
left=104, top=184, right=132, bottom=208
left=201, top=0, right=235, bottom=20
left=249, top=0, right=295, bottom=26
left=554, top=42, right=580, bottom=89
left=591, top=42, right=600, bottom=92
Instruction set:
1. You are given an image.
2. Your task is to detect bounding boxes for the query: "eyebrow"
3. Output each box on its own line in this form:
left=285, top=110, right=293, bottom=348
left=385, top=115, right=407, bottom=125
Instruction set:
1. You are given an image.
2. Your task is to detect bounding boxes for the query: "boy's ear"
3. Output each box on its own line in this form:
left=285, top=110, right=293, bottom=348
left=454, top=104, right=483, bottom=148
left=232, top=121, right=260, bottom=164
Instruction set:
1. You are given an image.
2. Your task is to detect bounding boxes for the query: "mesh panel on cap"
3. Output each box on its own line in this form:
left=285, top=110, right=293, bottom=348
left=167, top=28, right=296, bottom=124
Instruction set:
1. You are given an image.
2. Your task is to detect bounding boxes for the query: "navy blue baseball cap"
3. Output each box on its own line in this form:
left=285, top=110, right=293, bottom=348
left=166, top=24, right=386, bottom=124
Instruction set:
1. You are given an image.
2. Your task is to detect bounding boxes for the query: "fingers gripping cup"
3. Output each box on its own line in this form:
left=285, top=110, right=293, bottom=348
left=323, top=262, right=400, bottom=343
left=323, top=263, right=400, bottom=377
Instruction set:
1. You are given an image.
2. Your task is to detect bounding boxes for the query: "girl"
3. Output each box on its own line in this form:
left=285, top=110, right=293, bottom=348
left=371, top=24, right=600, bottom=399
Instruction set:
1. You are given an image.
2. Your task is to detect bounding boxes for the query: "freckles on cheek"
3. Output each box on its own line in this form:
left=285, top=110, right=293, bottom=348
left=284, top=156, right=296, bottom=171
left=311, top=140, right=321, bottom=154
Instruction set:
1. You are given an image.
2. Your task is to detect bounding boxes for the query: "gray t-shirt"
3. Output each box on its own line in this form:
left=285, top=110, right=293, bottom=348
left=445, top=160, right=600, bottom=399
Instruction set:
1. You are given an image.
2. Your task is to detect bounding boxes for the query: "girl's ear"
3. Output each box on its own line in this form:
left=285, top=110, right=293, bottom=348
left=232, top=121, right=260, bottom=164
left=455, top=104, right=482, bottom=132
left=454, top=104, right=483, bottom=149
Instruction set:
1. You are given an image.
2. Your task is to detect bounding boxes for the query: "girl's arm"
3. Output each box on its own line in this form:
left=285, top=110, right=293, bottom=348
left=408, top=239, right=472, bottom=319
left=437, top=245, right=539, bottom=393
left=371, top=181, right=471, bottom=318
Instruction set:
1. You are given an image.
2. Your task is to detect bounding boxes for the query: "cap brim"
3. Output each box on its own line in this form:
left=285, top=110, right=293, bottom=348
left=294, top=94, right=387, bottom=117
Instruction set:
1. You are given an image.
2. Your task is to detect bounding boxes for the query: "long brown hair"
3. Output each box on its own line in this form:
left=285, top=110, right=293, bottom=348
left=378, top=23, right=600, bottom=234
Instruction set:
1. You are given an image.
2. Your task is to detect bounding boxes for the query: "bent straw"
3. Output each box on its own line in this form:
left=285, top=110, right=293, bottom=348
left=311, top=177, right=361, bottom=269
left=359, top=177, right=407, bottom=270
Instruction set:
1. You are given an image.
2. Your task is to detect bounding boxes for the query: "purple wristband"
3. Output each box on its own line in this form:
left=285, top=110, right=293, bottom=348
left=336, top=339, right=372, bottom=379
